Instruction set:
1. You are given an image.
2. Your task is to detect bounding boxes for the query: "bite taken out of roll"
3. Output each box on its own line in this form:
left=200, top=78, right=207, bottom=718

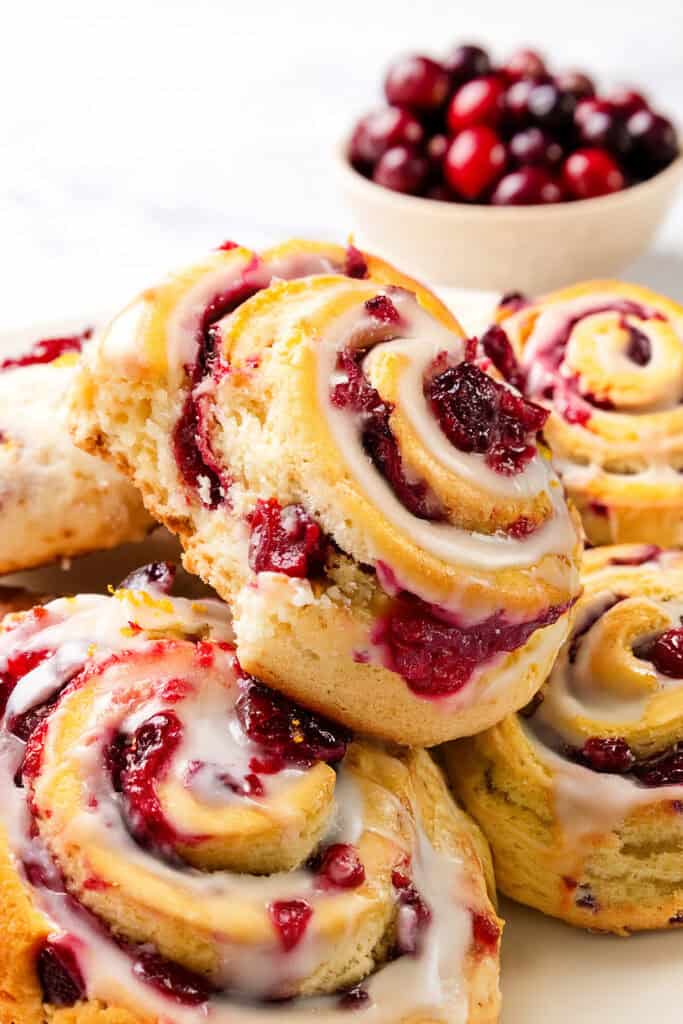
left=0, top=566, right=501, bottom=1024
left=445, top=544, right=683, bottom=934
left=68, top=239, right=581, bottom=747
left=494, top=281, right=683, bottom=546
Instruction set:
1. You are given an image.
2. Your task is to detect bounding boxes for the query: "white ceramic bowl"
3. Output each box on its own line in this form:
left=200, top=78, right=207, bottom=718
left=336, top=143, right=683, bottom=293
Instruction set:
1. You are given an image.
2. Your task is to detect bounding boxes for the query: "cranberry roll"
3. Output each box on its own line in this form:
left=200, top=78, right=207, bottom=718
left=0, top=567, right=501, bottom=1023
left=446, top=544, right=683, bottom=933
left=495, top=281, right=683, bottom=546
left=0, top=326, right=152, bottom=572
left=69, top=238, right=581, bottom=746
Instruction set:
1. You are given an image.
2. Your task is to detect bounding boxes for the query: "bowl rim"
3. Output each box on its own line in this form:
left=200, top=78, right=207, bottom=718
left=335, top=137, right=683, bottom=219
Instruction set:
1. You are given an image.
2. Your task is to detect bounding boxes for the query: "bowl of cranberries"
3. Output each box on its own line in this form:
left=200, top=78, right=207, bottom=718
left=339, top=44, right=682, bottom=292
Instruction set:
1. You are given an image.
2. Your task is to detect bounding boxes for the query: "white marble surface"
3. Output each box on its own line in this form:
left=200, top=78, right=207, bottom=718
left=2, top=0, right=683, bottom=326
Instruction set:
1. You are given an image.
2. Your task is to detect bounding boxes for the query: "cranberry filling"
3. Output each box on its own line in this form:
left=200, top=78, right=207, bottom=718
left=268, top=899, right=313, bottom=952
left=345, top=245, right=369, bottom=279
left=426, top=359, right=548, bottom=475
left=625, top=323, right=652, bottom=366
left=236, top=679, right=351, bottom=768
left=0, top=647, right=52, bottom=720
left=365, top=294, right=401, bottom=323
left=0, top=329, right=92, bottom=372
left=639, top=627, right=683, bottom=678
left=391, top=869, right=432, bottom=955
left=480, top=325, right=526, bottom=392
left=471, top=911, right=500, bottom=953
left=564, top=732, right=683, bottom=787
left=247, top=499, right=328, bottom=577
left=577, top=736, right=636, bottom=774
left=132, top=950, right=213, bottom=1006
left=37, top=937, right=86, bottom=1007
left=633, top=744, right=683, bottom=787
left=316, top=843, right=366, bottom=890
left=375, top=592, right=569, bottom=696
left=331, top=347, right=444, bottom=520
left=173, top=392, right=225, bottom=509
left=119, top=562, right=177, bottom=594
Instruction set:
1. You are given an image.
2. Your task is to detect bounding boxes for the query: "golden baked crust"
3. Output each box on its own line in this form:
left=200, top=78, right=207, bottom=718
left=445, top=544, right=683, bottom=933
left=497, top=281, right=683, bottom=546
left=0, top=582, right=501, bottom=1024
left=68, top=238, right=581, bottom=746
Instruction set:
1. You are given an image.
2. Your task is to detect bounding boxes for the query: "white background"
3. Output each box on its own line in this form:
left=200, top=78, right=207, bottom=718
left=2, top=0, right=683, bottom=326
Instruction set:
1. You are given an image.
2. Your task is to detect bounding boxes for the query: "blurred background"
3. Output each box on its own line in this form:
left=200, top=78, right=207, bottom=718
left=2, top=0, right=682, bottom=324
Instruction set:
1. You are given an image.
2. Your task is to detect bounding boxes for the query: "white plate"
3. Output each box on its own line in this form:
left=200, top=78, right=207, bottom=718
left=2, top=312, right=682, bottom=1023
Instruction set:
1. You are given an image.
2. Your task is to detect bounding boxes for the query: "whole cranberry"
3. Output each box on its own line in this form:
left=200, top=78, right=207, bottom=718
left=504, top=48, right=547, bottom=81
left=503, top=78, right=536, bottom=126
left=627, top=109, right=679, bottom=174
left=444, top=125, right=506, bottom=200
left=447, top=76, right=505, bottom=133
left=647, top=627, right=683, bottom=678
left=373, top=145, right=429, bottom=194
left=555, top=71, right=595, bottom=101
left=509, top=127, right=563, bottom=168
left=384, top=55, right=450, bottom=111
left=562, top=148, right=625, bottom=199
left=578, top=105, right=631, bottom=157
left=444, top=44, right=491, bottom=84
left=491, top=166, right=563, bottom=205
left=528, top=82, right=576, bottom=132
left=607, top=87, right=648, bottom=117
left=349, top=107, right=424, bottom=169
left=575, top=97, right=606, bottom=126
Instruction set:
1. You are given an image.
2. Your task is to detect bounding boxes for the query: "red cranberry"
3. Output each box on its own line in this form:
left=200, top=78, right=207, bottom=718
left=625, top=324, right=652, bottom=365
left=316, top=843, right=366, bottom=889
left=392, top=873, right=432, bottom=955
left=248, top=499, right=327, bottom=578
left=491, top=167, right=562, bottom=205
left=132, top=951, right=213, bottom=1006
left=345, top=244, right=369, bottom=279
left=574, top=97, right=607, bottom=127
left=554, top=71, right=595, bottom=101
left=384, top=55, right=450, bottom=111
left=528, top=82, right=576, bottom=132
left=471, top=911, right=501, bottom=952
left=580, top=736, right=635, bottom=774
left=269, top=899, right=313, bottom=952
left=577, top=106, right=631, bottom=157
left=444, top=126, right=506, bottom=200
left=444, top=44, right=491, bottom=84
left=365, top=294, right=401, bottom=323
left=633, top=743, right=683, bottom=787
left=627, top=110, right=679, bottom=175
left=646, top=628, right=683, bottom=678
left=503, top=78, right=536, bottom=126
left=37, top=938, right=86, bottom=1007
left=562, top=148, right=625, bottom=199
left=480, top=324, right=526, bottom=391
left=504, top=48, right=546, bottom=81
left=607, top=87, right=648, bottom=117
left=349, top=107, right=424, bottom=169
left=446, top=76, right=505, bottom=133
left=373, top=145, right=429, bottom=195
left=509, top=127, right=563, bottom=168
left=0, top=329, right=91, bottom=372
left=120, top=562, right=176, bottom=594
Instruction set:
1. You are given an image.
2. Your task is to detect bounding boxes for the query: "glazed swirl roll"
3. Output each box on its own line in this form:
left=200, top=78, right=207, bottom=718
left=0, top=568, right=501, bottom=1024
left=69, top=239, right=581, bottom=746
left=496, top=281, right=683, bottom=546
left=446, top=545, right=683, bottom=933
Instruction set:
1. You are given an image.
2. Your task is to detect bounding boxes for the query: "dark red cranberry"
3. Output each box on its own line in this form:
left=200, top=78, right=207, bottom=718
left=645, top=628, right=683, bottom=678
left=372, top=145, right=429, bottom=195
left=528, top=82, right=576, bottom=132
left=345, top=244, right=369, bottom=279
left=554, top=71, right=595, bottom=102
left=0, top=329, right=91, bottom=372
left=444, top=126, right=506, bottom=200
left=480, top=325, right=526, bottom=391
left=248, top=499, right=327, bottom=578
left=625, top=324, right=652, bottom=365
left=119, top=562, right=177, bottom=594
left=249, top=752, right=285, bottom=775
left=37, top=938, right=86, bottom=1007
left=316, top=844, right=366, bottom=889
left=384, top=55, right=450, bottom=111
left=579, top=736, right=635, bottom=774
left=491, top=166, right=562, bottom=205
left=365, top=294, right=401, bottom=323
left=444, top=44, right=491, bottom=84
left=173, top=393, right=225, bottom=509
left=425, top=183, right=456, bottom=201
left=269, top=899, right=313, bottom=952
left=577, top=106, right=631, bottom=157
left=236, top=679, right=351, bottom=767
left=446, top=76, right=505, bottom=133
left=574, top=97, right=605, bottom=126
left=375, top=592, right=568, bottom=696
left=471, top=911, right=500, bottom=952
left=218, top=769, right=264, bottom=798
left=349, top=107, right=424, bottom=169
left=339, top=986, right=370, bottom=1010
left=509, top=127, right=563, bottom=168
left=607, top=87, right=648, bottom=117
left=504, top=48, right=546, bottom=81
left=633, top=743, right=683, bottom=787
left=426, top=360, right=548, bottom=474
left=132, top=950, right=213, bottom=1005
left=392, top=871, right=432, bottom=955
left=562, top=148, right=625, bottom=199
left=575, top=889, right=599, bottom=912
left=503, top=78, right=536, bottom=126
left=627, top=110, right=679, bottom=175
